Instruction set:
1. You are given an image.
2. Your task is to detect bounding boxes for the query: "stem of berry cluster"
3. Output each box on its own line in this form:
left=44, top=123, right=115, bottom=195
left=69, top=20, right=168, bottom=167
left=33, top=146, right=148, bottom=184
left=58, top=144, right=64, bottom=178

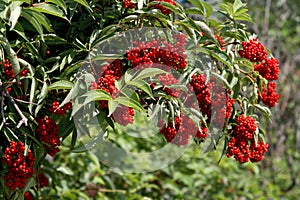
left=4, top=90, right=28, bottom=128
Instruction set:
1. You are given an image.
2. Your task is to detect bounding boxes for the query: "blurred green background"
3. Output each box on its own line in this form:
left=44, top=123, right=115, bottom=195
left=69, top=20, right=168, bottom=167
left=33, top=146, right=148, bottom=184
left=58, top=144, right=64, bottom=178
left=39, top=0, right=300, bottom=199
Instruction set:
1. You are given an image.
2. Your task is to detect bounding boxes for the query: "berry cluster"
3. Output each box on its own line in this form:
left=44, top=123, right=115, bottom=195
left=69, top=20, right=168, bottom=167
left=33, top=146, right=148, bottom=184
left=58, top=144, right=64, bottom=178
left=189, top=74, right=234, bottom=127
left=38, top=173, right=49, bottom=188
left=90, top=60, right=123, bottom=108
left=239, top=39, right=280, bottom=107
left=2, top=141, right=36, bottom=190
left=238, top=39, right=268, bottom=62
left=36, top=116, right=60, bottom=156
left=158, top=73, right=180, bottom=97
left=254, top=58, right=280, bottom=80
left=150, top=0, right=176, bottom=15
left=122, top=0, right=136, bottom=9
left=214, top=34, right=225, bottom=50
left=90, top=60, right=135, bottom=125
left=160, top=115, right=196, bottom=146
left=1, top=59, right=28, bottom=80
left=49, top=101, right=72, bottom=116
left=113, top=106, right=135, bottom=126
left=126, top=33, right=187, bottom=70
left=226, top=114, right=269, bottom=163
left=260, top=82, right=279, bottom=107
left=24, top=192, right=33, bottom=200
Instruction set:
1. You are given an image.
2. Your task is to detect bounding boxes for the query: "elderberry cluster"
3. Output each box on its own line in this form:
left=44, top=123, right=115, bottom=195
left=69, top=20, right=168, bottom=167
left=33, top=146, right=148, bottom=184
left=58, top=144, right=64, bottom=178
left=260, top=82, right=279, bottom=107
left=254, top=58, right=280, bottom=81
left=160, top=114, right=196, bottom=146
left=226, top=114, right=269, bottom=163
left=150, top=0, right=176, bottom=15
left=2, top=142, right=36, bottom=190
left=126, top=33, right=187, bottom=70
left=49, top=101, right=72, bottom=116
left=238, top=39, right=268, bottom=62
left=238, top=39, right=280, bottom=108
left=122, top=0, right=176, bottom=15
left=36, top=116, right=60, bottom=156
left=189, top=74, right=234, bottom=128
left=113, top=106, right=135, bottom=126
left=1, top=59, right=28, bottom=79
left=122, top=0, right=136, bottom=9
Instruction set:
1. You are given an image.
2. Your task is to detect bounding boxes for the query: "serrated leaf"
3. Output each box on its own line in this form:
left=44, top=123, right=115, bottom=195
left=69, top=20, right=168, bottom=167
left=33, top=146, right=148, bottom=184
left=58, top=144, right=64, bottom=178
left=48, top=80, right=74, bottom=90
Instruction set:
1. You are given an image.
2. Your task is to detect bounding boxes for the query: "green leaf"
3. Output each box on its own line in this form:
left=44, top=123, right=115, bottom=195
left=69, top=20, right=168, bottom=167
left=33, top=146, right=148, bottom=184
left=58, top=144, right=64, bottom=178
left=127, top=80, right=154, bottom=98
left=211, top=72, right=231, bottom=89
left=46, top=0, right=67, bottom=14
left=195, top=20, right=216, bottom=41
left=253, top=104, right=272, bottom=118
left=132, top=68, right=167, bottom=81
left=48, top=80, right=74, bottom=90
left=9, top=4, right=21, bottom=30
left=71, top=89, right=112, bottom=116
left=25, top=9, right=53, bottom=32
left=108, top=99, right=119, bottom=117
left=233, top=0, right=245, bottom=13
left=92, top=54, right=123, bottom=61
left=201, top=0, right=213, bottom=17
left=73, top=0, right=93, bottom=12
left=12, top=22, right=27, bottom=41
left=29, top=4, right=69, bottom=22
left=115, top=96, right=144, bottom=112
left=21, top=9, right=44, bottom=38
left=207, top=48, right=233, bottom=68
left=185, top=7, right=204, bottom=16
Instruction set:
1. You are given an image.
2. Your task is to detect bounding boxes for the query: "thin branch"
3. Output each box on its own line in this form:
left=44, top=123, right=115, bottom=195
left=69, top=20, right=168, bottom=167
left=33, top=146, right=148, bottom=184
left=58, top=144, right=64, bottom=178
left=4, top=90, right=28, bottom=128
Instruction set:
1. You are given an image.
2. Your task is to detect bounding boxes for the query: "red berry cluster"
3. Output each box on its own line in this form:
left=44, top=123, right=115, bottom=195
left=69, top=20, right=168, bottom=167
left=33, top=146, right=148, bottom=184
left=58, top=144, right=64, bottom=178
left=122, top=0, right=136, bottom=9
left=49, top=101, right=72, bottom=116
left=150, top=0, right=176, bottom=15
left=254, top=58, right=280, bottom=80
left=36, top=116, right=60, bottom=156
left=215, top=34, right=225, bottom=50
left=1, top=59, right=28, bottom=79
left=195, top=126, right=208, bottom=140
left=158, top=73, right=180, bottom=97
left=226, top=114, right=269, bottom=163
left=113, top=105, right=135, bottom=126
left=160, top=115, right=195, bottom=146
left=126, top=33, right=187, bottom=70
left=189, top=74, right=234, bottom=127
left=38, top=173, right=49, bottom=188
left=90, top=60, right=123, bottom=108
left=24, top=191, right=33, bottom=200
left=2, top=141, right=36, bottom=190
left=260, top=82, right=279, bottom=107
left=238, top=39, right=268, bottom=62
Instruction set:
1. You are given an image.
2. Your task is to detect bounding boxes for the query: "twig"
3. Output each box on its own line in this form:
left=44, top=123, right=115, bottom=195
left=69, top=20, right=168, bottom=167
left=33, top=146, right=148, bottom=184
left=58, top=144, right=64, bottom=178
left=13, top=97, right=38, bottom=105
left=1, top=87, right=6, bottom=123
left=4, top=90, right=28, bottom=128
